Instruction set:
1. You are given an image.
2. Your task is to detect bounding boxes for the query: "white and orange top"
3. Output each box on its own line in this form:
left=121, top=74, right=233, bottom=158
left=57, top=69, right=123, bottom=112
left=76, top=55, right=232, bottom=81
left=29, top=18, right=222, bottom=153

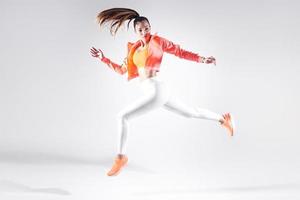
left=100, top=33, right=203, bottom=81
left=133, top=43, right=149, bottom=68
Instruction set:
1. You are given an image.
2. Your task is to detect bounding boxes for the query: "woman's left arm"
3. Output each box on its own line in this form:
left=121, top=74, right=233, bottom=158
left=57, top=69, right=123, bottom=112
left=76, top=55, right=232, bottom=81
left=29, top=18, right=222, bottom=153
left=161, top=37, right=216, bottom=65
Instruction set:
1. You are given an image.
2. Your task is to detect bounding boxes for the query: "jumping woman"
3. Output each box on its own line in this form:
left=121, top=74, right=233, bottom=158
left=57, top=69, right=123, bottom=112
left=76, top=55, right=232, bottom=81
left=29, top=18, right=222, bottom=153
left=90, top=8, right=235, bottom=176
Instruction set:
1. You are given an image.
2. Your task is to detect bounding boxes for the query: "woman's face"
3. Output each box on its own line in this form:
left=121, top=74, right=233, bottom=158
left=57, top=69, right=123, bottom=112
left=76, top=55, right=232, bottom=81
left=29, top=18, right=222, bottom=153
left=135, top=20, right=151, bottom=41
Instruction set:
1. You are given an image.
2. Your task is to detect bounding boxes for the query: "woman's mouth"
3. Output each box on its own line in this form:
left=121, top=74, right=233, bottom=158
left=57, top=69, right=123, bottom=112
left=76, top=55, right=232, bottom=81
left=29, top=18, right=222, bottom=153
left=144, top=33, right=150, bottom=39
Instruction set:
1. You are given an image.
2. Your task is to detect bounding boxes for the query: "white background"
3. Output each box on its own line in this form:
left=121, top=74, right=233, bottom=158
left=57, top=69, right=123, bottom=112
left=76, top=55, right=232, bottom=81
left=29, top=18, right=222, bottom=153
left=0, top=0, right=300, bottom=199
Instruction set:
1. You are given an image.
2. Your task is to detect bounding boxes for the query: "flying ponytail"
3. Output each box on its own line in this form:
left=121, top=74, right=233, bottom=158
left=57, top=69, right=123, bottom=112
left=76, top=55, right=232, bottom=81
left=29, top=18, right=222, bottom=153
left=96, top=8, right=150, bottom=35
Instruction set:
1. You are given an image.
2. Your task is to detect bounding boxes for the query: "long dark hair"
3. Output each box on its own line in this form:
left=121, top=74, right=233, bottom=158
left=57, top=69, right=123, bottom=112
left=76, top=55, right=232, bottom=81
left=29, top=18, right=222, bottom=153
left=96, top=8, right=150, bottom=35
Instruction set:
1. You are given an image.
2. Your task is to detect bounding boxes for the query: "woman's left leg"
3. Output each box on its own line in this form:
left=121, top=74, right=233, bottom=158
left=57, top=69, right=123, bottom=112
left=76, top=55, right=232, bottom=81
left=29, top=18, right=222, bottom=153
left=163, top=98, right=223, bottom=121
left=163, top=97, right=234, bottom=135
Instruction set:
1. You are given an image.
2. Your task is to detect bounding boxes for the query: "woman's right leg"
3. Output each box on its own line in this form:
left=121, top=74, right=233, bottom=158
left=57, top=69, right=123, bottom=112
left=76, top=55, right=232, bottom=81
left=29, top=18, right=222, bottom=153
left=117, top=91, right=158, bottom=156
left=107, top=92, right=157, bottom=176
left=107, top=79, right=168, bottom=176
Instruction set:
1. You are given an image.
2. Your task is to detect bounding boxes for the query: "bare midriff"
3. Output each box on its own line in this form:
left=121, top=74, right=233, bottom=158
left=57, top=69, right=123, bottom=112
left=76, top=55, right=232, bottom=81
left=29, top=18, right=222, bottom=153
left=138, top=68, right=158, bottom=81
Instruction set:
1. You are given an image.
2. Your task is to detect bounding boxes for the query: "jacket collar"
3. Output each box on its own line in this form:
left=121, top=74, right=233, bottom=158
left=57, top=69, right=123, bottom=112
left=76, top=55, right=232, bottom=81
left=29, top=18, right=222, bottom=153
left=138, top=32, right=158, bottom=46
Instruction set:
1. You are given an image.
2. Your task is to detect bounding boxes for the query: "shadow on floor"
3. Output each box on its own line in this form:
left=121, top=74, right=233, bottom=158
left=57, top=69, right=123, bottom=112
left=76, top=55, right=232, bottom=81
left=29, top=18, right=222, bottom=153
left=131, top=183, right=300, bottom=196
left=0, top=151, right=110, bottom=166
left=0, top=179, right=71, bottom=195
left=0, top=151, right=158, bottom=174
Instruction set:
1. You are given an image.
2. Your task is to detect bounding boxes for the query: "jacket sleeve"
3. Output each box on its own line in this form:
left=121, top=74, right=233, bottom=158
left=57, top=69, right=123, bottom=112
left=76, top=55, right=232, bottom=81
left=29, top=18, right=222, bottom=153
left=101, top=57, right=127, bottom=75
left=161, top=37, right=203, bottom=63
left=99, top=42, right=135, bottom=75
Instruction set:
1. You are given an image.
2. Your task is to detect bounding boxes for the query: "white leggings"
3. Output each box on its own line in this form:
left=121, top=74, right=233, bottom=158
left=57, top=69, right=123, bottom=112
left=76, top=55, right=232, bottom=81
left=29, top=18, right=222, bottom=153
left=117, top=77, right=223, bottom=155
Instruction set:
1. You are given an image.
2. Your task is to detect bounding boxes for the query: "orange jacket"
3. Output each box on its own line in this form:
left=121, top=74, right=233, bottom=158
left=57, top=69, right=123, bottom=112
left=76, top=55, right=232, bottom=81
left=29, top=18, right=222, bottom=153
left=101, top=33, right=203, bottom=81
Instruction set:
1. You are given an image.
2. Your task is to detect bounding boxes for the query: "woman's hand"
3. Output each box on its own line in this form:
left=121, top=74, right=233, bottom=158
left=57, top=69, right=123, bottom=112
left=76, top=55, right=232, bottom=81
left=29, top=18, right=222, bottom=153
left=90, top=47, right=105, bottom=59
left=201, top=56, right=216, bottom=65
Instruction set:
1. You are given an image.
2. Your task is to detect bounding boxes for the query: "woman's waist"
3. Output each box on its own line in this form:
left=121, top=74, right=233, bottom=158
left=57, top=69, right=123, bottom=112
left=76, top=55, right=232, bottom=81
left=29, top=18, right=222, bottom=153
left=138, top=68, right=161, bottom=82
left=138, top=67, right=158, bottom=76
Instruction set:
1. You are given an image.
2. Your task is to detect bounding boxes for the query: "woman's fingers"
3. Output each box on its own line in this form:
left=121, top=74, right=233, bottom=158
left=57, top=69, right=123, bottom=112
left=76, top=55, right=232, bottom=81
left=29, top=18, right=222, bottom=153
left=90, top=48, right=98, bottom=54
left=91, top=47, right=98, bottom=52
left=91, top=54, right=98, bottom=57
left=90, top=50, right=98, bottom=55
left=90, top=47, right=100, bottom=55
left=90, top=47, right=105, bottom=58
left=206, top=56, right=216, bottom=65
left=90, top=49, right=99, bottom=57
left=210, top=57, right=216, bottom=65
left=90, top=49, right=101, bottom=57
left=90, top=51, right=98, bottom=56
left=90, top=47, right=106, bottom=60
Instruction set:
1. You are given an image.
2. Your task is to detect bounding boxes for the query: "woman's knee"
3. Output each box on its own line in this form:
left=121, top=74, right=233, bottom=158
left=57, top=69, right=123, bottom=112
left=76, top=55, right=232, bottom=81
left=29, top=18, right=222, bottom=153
left=117, top=111, right=129, bottom=122
left=116, top=92, right=160, bottom=121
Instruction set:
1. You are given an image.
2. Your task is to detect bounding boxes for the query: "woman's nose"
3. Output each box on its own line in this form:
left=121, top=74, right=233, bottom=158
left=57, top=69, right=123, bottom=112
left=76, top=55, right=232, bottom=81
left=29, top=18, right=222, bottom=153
left=142, top=31, right=148, bottom=37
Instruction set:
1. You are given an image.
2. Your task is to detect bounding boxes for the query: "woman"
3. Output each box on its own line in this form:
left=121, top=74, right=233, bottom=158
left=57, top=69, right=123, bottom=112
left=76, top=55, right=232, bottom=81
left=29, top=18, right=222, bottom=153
left=90, top=8, right=235, bottom=176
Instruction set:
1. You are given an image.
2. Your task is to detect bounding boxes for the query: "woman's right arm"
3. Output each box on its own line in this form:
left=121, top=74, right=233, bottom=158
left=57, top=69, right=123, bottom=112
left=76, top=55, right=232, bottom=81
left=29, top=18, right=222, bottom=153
left=90, top=47, right=127, bottom=75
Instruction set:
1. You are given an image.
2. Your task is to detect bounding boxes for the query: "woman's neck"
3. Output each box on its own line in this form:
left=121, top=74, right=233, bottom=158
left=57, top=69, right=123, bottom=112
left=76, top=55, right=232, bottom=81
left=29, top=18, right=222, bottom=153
left=140, top=34, right=151, bottom=46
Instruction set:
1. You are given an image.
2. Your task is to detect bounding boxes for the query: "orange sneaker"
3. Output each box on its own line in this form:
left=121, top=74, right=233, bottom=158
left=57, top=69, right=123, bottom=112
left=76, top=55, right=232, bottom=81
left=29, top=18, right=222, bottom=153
left=107, top=155, right=128, bottom=176
left=221, top=113, right=235, bottom=136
